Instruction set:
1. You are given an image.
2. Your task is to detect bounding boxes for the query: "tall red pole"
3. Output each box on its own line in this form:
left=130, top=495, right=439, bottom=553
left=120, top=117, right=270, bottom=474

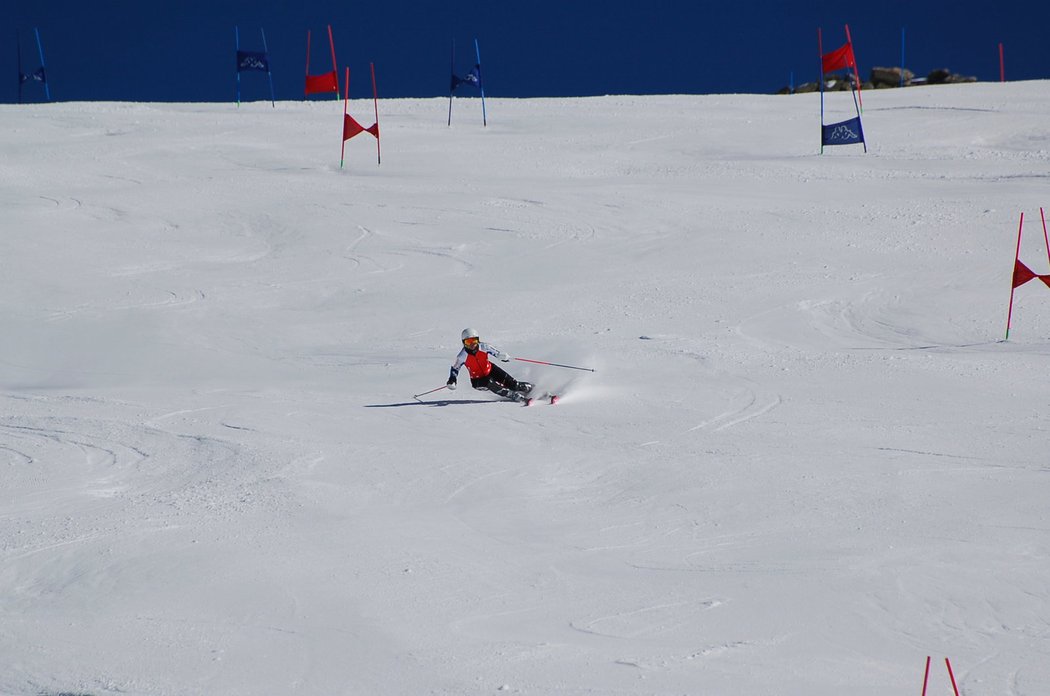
left=371, top=62, right=381, bottom=165
left=328, top=25, right=339, bottom=98
left=999, top=43, right=1005, bottom=82
left=844, top=24, right=863, bottom=111
left=1006, top=211, right=1025, bottom=340
left=945, top=658, right=960, bottom=696
left=1040, top=207, right=1049, bottom=267
left=920, top=656, right=931, bottom=696
left=340, top=67, right=349, bottom=168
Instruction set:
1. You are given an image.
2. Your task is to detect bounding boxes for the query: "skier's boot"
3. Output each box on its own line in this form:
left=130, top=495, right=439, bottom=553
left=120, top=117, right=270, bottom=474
left=491, top=385, right=524, bottom=401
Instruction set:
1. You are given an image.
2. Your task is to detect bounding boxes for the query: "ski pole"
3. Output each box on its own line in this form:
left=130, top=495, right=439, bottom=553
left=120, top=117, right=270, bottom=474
left=413, top=385, right=448, bottom=401
left=513, top=357, right=595, bottom=372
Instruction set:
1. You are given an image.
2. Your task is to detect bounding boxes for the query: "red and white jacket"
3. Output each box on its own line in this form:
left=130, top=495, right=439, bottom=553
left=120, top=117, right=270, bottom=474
left=451, top=342, right=508, bottom=379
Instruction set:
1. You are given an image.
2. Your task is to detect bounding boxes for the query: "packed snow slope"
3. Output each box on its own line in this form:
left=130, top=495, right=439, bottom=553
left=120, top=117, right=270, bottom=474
left=2, top=83, right=1049, bottom=696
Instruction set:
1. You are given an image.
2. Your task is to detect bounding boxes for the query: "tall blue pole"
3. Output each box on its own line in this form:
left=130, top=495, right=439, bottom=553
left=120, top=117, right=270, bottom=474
left=17, top=31, right=23, bottom=104
left=261, top=28, right=275, bottom=107
left=235, top=26, right=242, bottom=106
left=448, top=39, right=455, bottom=126
left=474, top=38, right=486, bottom=127
left=900, top=26, right=906, bottom=87
left=35, top=28, right=50, bottom=101
left=818, top=28, right=824, bottom=154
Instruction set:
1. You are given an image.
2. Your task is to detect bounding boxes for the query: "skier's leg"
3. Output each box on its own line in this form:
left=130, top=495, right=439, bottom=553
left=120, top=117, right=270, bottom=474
left=471, top=374, right=506, bottom=397
left=489, top=365, right=531, bottom=394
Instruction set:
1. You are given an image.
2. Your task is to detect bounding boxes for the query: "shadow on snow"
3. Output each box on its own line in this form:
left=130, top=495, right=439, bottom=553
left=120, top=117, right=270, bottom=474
left=364, top=398, right=503, bottom=408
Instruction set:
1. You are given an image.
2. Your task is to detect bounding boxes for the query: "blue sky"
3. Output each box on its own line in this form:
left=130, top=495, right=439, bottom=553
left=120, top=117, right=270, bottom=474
left=5, top=1, right=1047, bottom=103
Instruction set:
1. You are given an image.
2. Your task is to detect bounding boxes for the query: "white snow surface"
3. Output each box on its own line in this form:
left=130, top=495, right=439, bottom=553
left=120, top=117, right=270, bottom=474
left=2, top=84, right=1050, bottom=696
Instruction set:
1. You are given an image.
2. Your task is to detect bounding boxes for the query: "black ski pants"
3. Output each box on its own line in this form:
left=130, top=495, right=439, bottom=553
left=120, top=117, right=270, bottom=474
left=470, top=364, right=523, bottom=393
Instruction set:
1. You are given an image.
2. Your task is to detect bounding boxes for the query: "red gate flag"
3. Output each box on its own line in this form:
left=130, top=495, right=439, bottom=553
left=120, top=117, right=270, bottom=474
left=818, top=25, right=865, bottom=152
left=343, top=116, right=379, bottom=141
left=340, top=64, right=381, bottom=168
left=306, top=71, right=338, bottom=95
left=1012, top=259, right=1050, bottom=289
left=305, top=25, right=339, bottom=98
left=822, top=42, right=856, bottom=73
left=1005, top=210, right=1050, bottom=339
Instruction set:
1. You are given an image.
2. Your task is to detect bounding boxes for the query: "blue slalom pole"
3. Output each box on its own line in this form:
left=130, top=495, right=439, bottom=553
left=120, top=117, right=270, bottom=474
left=474, top=38, right=486, bottom=127
left=448, top=39, right=455, bottom=126
left=818, top=27, right=824, bottom=154
left=35, top=28, right=50, bottom=101
left=261, top=28, right=275, bottom=107
left=235, top=26, right=242, bottom=106
left=900, top=27, right=906, bottom=87
left=17, top=31, right=23, bottom=104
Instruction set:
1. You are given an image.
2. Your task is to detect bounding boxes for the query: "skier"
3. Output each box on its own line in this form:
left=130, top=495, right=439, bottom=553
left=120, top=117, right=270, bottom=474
left=447, top=328, right=533, bottom=401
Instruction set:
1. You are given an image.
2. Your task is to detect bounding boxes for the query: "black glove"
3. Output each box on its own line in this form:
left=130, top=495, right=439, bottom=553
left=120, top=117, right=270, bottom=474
left=447, top=367, right=458, bottom=390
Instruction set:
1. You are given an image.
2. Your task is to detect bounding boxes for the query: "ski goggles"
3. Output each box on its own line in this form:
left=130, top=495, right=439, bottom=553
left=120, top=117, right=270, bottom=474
left=462, top=337, right=480, bottom=348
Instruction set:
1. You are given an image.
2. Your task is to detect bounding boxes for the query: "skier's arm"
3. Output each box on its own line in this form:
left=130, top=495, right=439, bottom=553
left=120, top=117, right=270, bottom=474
left=480, top=342, right=511, bottom=362
left=448, top=349, right=468, bottom=387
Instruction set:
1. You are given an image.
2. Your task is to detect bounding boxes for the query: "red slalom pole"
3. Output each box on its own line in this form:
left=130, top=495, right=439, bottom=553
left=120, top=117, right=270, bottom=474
left=1041, top=207, right=1049, bottom=268
left=328, top=24, right=339, bottom=99
left=514, top=357, right=595, bottom=372
left=371, top=62, right=381, bottom=165
left=945, top=658, right=960, bottom=696
left=920, top=656, right=931, bottom=696
left=340, top=67, right=349, bottom=168
left=999, top=42, right=1005, bottom=82
left=845, top=24, right=863, bottom=112
left=1006, top=211, right=1024, bottom=340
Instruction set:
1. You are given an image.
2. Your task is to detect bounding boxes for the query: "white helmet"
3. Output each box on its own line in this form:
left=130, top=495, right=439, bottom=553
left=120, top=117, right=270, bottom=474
left=461, top=328, right=481, bottom=350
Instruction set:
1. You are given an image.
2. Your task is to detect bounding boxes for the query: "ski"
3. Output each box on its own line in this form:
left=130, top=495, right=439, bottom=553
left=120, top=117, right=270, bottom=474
left=521, top=393, right=559, bottom=407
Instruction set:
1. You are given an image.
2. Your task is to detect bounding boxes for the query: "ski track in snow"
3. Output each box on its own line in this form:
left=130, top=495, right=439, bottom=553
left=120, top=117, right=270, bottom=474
left=569, top=599, right=723, bottom=640
left=686, top=384, right=782, bottom=434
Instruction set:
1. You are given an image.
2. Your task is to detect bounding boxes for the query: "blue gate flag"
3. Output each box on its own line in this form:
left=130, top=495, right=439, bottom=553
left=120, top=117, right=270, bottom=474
left=20, top=66, right=47, bottom=84
left=450, top=66, right=480, bottom=91
left=448, top=38, right=486, bottom=126
left=822, top=116, right=865, bottom=146
left=17, top=28, right=51, bottom=102
left=237, top=50, right=270, bottom=73
left=235, top=26, right=276, bottom=107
